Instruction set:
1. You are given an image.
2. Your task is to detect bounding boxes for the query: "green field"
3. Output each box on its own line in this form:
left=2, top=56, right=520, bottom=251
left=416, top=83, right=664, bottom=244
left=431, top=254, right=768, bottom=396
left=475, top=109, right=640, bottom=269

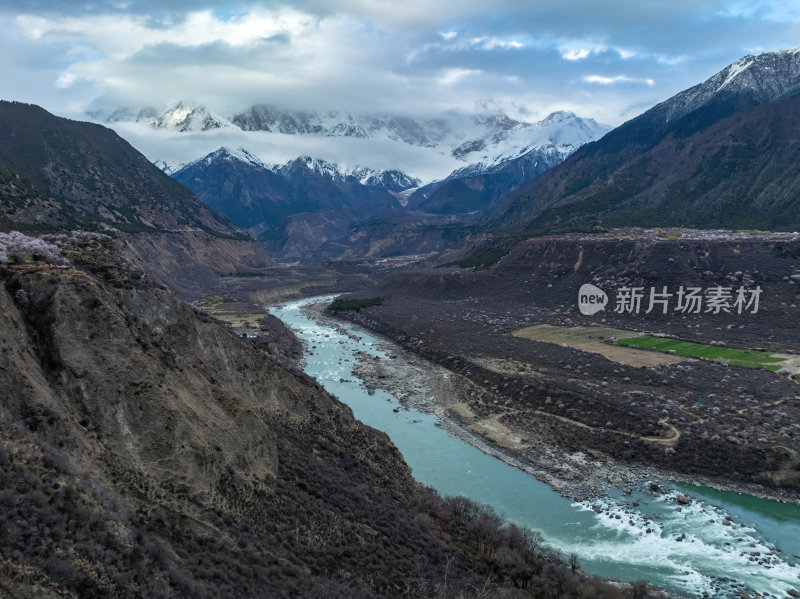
left=616, top=336, right=787, bottom=371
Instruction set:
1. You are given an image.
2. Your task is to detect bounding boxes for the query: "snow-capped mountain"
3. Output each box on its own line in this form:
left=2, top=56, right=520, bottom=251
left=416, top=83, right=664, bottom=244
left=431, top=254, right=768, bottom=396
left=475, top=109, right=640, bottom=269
left=170, top=147, right=409, bottom=228
left=93, top=101, right=608, bottom=183
left=657, top=45, right=800, bottom=125
left=152, top=159, right=177, bottom=175
left=170, top=146, right=416, bottom=262
left=231, top=105, right=454, bottom=148
left=350, top=167, right=420, bottom=192
left=105, top=102, right=233, bottom=132
left=276, top=155, right=350, bottom=182
left=196, top=146, right=270, bottom=169
left=407, top=111, right=609, bottom=212
left=272, top=156, right=420, bottom=191
left=448, top=110, right=608, bottom=177
left=488, top=45, right=800, bottom=233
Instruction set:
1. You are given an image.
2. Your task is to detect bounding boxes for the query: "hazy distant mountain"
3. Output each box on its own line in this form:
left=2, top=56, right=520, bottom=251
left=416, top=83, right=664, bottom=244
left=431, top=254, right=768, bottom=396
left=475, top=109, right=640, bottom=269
left=489, top=46, right=800, bottom=233
left=106, top=102, right=233, bottom=132
left=231, top=105, right=455, bottom=148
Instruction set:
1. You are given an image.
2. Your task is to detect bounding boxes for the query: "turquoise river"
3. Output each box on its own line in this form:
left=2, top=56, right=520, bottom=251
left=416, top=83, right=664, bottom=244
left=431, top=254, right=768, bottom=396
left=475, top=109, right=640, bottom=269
left=270, top=296, right=800, bottom=598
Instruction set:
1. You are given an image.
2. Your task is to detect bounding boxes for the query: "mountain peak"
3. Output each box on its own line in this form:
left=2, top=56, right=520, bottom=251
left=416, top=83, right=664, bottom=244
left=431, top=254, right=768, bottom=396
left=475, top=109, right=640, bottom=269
left=206, top=146, right=267, bottom=168
left=104, top=102, right=232, bottom=132
left=279, top=155, right=346, bottom=180
left=537, top=110, right=577, bottom=126
left=658, top=45, right=800, bottom=124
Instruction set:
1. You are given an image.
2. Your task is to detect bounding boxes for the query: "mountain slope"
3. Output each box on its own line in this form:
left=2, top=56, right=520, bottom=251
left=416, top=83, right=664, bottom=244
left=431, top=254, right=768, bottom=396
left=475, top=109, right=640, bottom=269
left=0, top=101, right=239, bottom=236
left=171, top=148, right=414, bottom=262
left=0, top=101, right=271, bottom=296
left=170, top=147, right=292, bottom=230
left=172, top=148, right=409, bottom=229
left=490, top=46, right=800, bottom=232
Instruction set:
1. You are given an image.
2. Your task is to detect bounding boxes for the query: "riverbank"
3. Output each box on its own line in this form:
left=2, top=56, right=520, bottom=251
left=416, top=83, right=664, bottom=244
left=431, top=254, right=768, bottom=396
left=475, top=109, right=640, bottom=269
left=278, top=299, right=800, bottom=599
left=303, top=302, right=800, bottom=507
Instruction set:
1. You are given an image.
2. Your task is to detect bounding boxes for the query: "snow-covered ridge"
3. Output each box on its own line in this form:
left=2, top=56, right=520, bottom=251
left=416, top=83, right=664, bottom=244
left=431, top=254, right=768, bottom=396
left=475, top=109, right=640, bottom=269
left=163, top=147, right=421, bottom=193
left=452, top=110, right=608, bottom=174
left=97, top=101, right=608, bottom=163
left=202, top=146, right=269, bottom=169
left=657, top=46, right=800, bottom=124
left=145, top=104, right=608, bottom=190
left=107, top=102, right=235, bottom=133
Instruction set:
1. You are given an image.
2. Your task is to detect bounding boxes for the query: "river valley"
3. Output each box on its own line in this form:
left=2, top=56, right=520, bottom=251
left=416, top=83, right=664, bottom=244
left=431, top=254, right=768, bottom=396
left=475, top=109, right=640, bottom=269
left=270, top=296, right=800, bottom=598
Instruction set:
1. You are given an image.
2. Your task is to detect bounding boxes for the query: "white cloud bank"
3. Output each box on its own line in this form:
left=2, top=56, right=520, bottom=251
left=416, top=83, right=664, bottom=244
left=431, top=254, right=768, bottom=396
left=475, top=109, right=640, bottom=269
left=1, top=0, right=798, bottom=175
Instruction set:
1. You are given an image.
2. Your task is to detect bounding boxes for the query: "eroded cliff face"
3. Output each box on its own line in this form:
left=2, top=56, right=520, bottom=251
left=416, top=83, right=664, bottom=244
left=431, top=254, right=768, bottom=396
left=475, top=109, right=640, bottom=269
left=0, top=239, right=422, bottom=596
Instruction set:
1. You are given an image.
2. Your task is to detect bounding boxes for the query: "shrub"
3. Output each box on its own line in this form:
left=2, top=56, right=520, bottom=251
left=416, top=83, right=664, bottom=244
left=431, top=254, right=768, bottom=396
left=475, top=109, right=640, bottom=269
left=14, top=288, right=29, bottom=306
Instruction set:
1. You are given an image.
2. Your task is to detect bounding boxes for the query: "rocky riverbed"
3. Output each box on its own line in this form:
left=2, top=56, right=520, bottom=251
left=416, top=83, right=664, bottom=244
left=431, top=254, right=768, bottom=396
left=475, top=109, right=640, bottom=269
left=278, top=300, right=800, bottom=599
left=304, top=302, right=800, bottom=507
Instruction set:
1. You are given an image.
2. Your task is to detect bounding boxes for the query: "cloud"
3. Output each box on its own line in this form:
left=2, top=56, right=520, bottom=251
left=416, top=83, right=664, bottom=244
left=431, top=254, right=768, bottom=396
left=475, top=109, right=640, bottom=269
left=2, top=0, right=799, bottom=130
left=584, top=75, right=655, bottom=86
left=562, top=48, right=591, bottom=61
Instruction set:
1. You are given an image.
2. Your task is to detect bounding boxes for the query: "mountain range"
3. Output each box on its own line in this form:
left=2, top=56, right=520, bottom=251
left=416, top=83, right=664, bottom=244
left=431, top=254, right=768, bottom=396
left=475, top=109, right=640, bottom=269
left=93, top=102, right=608, bottom=180
left=162, top=111, right=608, bottom=262
left=172, top=147, right=412, bottom=228
left=87, top=45, right=800, bottom=263
left=408, top=111, right=607, bottom=214
left=488, top=45, right=800, bottom=234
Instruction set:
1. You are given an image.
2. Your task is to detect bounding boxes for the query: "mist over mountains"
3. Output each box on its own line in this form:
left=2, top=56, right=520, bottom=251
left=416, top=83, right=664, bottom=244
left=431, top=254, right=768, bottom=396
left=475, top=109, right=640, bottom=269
left=136, top=108, right=606, bottom=262
left=77, top=45, right=800, bottom=266
left=91, top=103, right=609, bottom=184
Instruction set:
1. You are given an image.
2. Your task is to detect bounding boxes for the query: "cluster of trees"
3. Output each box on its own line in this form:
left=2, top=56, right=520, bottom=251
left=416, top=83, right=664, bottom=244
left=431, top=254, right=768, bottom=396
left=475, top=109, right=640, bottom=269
left=0, top=230, right=66, bottom=264
left=328, top=297, right=384, bottom=311
left=0, top=230, right=111, bottom=264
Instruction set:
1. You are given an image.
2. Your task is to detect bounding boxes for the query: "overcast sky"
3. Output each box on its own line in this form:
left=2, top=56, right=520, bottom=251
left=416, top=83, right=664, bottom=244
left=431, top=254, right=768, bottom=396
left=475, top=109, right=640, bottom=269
left=2, top=1, right=799, bottom=126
